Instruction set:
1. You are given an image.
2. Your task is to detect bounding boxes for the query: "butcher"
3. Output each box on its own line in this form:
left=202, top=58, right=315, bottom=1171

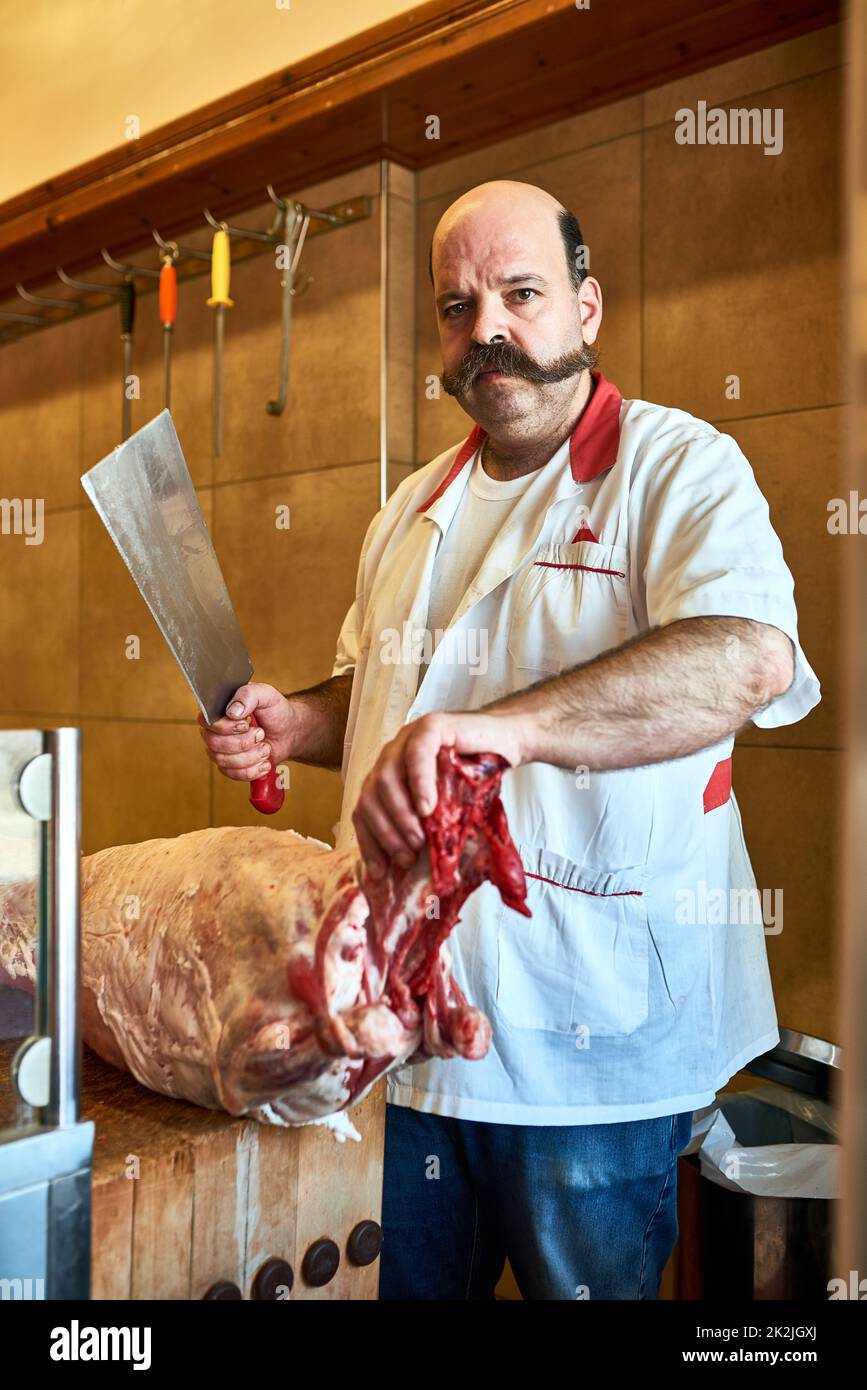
left=200, top=179, right=820, bottom=1301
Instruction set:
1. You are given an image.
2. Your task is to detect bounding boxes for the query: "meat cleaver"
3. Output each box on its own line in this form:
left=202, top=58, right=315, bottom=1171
left=80, top=409, right=284, bottom=814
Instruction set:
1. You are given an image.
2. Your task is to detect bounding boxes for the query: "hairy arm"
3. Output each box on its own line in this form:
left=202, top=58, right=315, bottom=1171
left=350, top=616, right=796, bottom=873
left=484, top=615, right=795, bottom=771
left=281, top=671, right=355, bottom=770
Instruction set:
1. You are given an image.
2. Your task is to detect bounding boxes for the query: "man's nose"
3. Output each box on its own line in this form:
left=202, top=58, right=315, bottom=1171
left=471, top=298, right=510, bottom=346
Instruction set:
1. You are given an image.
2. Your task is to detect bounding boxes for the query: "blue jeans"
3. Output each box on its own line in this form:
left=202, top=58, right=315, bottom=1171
left=379, top=1102, right=694, bottom=1300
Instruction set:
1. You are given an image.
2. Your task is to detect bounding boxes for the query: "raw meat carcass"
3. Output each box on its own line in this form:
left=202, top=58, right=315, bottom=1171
left=0, top=749, right=529, bottom=1133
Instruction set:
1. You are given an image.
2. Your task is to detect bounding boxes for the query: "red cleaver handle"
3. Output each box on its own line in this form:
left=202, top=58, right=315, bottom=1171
left=248, top=713, right=284, bottom=815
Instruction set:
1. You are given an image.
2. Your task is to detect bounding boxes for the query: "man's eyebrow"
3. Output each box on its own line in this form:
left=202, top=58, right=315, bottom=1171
left=435, top=273, right=547, bottom=308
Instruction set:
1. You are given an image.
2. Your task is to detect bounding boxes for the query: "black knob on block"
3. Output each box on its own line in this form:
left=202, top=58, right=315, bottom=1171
left=203, top=1280, right=242, bottom=1300
left=252, top=1257, right=294, bottom=1300
left=346, top=1220, right=382, bottom=1267
left=302, top=1238, right=340, bottom=1287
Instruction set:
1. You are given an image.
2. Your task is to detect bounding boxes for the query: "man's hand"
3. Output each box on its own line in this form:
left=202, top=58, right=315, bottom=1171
left=352, top=709, right=523, bottom=878
left=199, top=682, right=297, bottom=783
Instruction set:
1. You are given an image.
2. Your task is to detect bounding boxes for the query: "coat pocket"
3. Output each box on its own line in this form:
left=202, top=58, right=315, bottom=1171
left=507, top=540, right=630, bottom=675
left=495, top=844, right=650, bottom=1038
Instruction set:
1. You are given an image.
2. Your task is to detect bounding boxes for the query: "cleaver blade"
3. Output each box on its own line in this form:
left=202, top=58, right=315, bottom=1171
left=80, top=409, right=283, bottom=814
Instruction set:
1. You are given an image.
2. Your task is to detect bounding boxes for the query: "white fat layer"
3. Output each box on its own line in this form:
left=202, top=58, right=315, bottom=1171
left=308, top=1109, right=362, bottom=1143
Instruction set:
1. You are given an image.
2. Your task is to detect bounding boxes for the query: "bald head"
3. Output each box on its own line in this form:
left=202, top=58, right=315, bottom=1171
left=427, top=178, right=602, bottom=434
left=429, top=180, right=587, bottom=295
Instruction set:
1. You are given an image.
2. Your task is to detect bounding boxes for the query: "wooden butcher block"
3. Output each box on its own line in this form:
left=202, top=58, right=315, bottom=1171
left=82, top=1049, right=386, bottom=1301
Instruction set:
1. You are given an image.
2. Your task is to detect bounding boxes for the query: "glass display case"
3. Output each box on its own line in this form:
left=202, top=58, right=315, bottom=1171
left=0, top=728, right=93, bottom=1300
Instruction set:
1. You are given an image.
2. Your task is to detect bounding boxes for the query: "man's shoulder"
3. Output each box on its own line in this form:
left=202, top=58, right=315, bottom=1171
left=619, top=393, right=725, bottom=459
left=614, top=391, right=759, bottom=504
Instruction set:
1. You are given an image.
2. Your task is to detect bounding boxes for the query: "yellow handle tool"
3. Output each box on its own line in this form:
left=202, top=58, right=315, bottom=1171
left=207, top=227, right=234, bottom=457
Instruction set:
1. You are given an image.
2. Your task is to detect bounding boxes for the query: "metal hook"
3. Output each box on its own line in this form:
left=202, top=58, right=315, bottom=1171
left=152, top=230, right=178, bottom=260
left=266, top=186, right=344, bottom=227
left=101, top=248, right=160, bottom=280
left=264, top=191, right=293, bottom=244
left=293, top=213, right=311, bottom=270
left=16, top=282, right=82, bottom=313
left=281, top=209, right=312, bottom=295
left=0, top=308, right=45, bottom=325
left=152, top=228, right=211, bottom=263
left=56, top=265, right=126, bottom=299
left=265, top=209, right=313, bottom=417
left=203, top=207, right=281, bottom=245
left=307, top=207, right=344, bottom=226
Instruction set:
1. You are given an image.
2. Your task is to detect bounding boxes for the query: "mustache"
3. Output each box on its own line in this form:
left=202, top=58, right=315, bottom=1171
left=441, top=339, right=599, bottom=397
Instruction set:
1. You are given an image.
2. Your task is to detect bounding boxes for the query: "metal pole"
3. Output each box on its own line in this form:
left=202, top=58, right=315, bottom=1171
left=839, top=0, right=867, bottom=1287
left=45, top=728, right=81, bottom=1128
left=379, top=158, right=389, bottom=510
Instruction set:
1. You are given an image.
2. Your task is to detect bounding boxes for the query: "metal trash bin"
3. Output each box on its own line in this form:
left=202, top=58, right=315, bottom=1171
left=676, top=1029, right=840, bottom=1301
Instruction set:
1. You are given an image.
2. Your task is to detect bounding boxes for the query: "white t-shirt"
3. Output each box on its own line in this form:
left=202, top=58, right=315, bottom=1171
left=416, top=448, right=541, bottom=691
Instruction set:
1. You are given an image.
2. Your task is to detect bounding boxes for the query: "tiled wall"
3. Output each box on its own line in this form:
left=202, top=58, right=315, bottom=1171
left=0, top=160, right=404, bottom=854
left=407, top=24, right=844, bottom=1045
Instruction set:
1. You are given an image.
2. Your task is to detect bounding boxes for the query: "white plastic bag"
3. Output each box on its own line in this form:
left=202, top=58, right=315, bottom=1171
left=683, top=1084, right=839, bottom=1200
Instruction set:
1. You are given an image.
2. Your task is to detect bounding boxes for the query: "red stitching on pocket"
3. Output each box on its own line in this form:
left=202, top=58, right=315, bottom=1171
left=533, top=561, right=626, bottom=576
left=525, top=871, right=643, bottom=897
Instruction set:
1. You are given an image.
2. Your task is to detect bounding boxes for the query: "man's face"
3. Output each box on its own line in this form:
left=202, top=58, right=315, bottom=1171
left=433, top=207, right=599, bottom=428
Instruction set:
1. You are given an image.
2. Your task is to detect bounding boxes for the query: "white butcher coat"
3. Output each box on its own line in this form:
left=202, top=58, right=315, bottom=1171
left=330, top=369, right=821, bottom=1125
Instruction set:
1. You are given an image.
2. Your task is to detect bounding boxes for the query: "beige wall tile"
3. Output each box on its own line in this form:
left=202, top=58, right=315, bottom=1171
left=415, top=133, right=643, bottom=463
left=214, top=206, right=380, bottom=483
left=643, top=23, right=843, bottom=128
left=387, top=461, right=413, bottom=497
left=0, top=507, right=78, bottom=715
left=79, top=490, right=215, bottom=722
left=388, top=162, right=416, bottom=203
left=0, top=315, right=82, bottom=511
left=212, top=461, right=379, bottom=694
left=643, top=67, right=843, bottom=420
left=211, top=756, right=343, bottom=846
left=734, top=745, right=840, bottom=1044
left=386, top=186, right=416, bottom=465
left=208, top=460, right=381, bottom=837
left=0, top=714, right=66, bottom=730
left=728, top=407, right=843, bottom=751
left=417, top=96, right=642, bottom=202
left=81, top=718, right=210, bottom=854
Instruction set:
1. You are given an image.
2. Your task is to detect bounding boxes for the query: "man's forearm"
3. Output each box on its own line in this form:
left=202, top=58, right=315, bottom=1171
left=485, top=617, right=794, bottom=773
left=283, top=672, right=354, bottom=770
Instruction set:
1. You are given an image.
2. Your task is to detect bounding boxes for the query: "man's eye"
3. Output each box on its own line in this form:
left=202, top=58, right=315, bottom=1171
left=443, top=303, right=467, bottom=318
left=512, top=288, right=538, bottom=303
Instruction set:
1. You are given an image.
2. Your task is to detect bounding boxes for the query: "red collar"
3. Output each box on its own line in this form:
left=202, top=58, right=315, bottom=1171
left=416, top=368, right=623, bottom=513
